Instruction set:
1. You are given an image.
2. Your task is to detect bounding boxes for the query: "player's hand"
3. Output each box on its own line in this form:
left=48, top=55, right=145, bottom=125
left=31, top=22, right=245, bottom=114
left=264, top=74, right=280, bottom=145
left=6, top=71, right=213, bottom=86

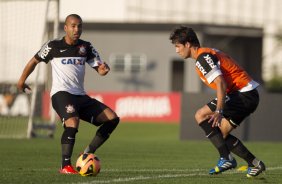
left=208, top=112, right=223, bottom=127
left=98, top=62, right=110, bottom=76
left=17, top=82, right=32, bottom=94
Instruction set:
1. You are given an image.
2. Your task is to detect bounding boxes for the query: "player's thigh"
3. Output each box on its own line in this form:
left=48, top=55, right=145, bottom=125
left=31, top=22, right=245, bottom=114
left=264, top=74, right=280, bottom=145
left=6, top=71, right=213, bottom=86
left=79, top=96, right=117, bottom=125
left=223, top=91, right=258, bottom=126
left=195, top=105, right=213, bottom=123
left=51, top=91, right=79, bottom=124
left=96, top=107, right=118, bottom=123
left=206, top=91, right=257, bottom=127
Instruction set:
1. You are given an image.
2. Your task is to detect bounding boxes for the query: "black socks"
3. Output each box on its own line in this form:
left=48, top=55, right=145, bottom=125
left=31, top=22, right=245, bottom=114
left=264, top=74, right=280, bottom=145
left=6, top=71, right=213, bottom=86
left=199, top=119, right=231, bottom=159
left=225, top=134, right=257, bottom=166
left=84, top=117, right=120, bottom=154
left=61, top=127, right=78, bottom=167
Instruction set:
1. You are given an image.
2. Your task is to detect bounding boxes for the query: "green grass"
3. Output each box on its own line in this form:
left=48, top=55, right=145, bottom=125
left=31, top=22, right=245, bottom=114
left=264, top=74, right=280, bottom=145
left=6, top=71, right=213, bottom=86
left=0, top=122, right=282, bottom=184
left=0, top=117, right=28, bottom=138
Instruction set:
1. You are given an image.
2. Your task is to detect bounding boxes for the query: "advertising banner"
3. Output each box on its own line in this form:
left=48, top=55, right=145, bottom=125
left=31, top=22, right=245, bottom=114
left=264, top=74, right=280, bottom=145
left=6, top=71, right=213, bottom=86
left=42, top=92, right=181, bottom=123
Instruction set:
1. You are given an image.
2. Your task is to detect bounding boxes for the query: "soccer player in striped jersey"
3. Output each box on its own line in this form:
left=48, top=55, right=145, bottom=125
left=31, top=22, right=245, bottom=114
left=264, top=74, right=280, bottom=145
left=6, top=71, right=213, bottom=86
left=170, top=26, right=265, bottom=177
left=17, top=14, right=119, bottom=174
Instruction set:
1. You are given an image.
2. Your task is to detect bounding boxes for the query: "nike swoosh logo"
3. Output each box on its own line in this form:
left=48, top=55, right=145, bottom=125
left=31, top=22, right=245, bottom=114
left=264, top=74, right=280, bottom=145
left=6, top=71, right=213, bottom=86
left=67, top=137, right=75, bottom=140
left=233, top=139, right=239, bottom=147
left=64, top=158, right=70, bottom=161
left=211, top=101, right=217, bottom=106
left=206, top=131, right=213, bottom=138
left=60, top=49, right=67, bottom=52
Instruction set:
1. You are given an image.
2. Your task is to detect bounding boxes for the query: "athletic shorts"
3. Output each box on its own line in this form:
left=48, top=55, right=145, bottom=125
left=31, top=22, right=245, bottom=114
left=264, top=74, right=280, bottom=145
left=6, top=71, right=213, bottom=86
left=207, top=89, right=259, bottom=127
left=51, top=91, right=108, bottom=126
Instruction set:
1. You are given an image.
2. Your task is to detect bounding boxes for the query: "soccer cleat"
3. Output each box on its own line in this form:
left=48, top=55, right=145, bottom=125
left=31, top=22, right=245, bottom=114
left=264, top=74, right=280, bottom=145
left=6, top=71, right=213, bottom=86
left=209, top=157, right=237, bottom=175
left=59, top=165, right=78, bottom=174
left=246, top=161, right=266, bottom=178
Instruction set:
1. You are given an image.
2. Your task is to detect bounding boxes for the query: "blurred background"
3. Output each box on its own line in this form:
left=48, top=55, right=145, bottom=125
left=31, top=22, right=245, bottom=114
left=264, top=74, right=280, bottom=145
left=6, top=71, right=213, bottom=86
left=0, top=0, right=281, bottom=140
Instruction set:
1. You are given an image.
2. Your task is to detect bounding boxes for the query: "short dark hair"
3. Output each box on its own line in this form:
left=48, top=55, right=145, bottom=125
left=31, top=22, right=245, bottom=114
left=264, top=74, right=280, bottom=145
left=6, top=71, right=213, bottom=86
left=65, top=14, right=82, bottom=24
left=169, top=26, right=200, bottom=46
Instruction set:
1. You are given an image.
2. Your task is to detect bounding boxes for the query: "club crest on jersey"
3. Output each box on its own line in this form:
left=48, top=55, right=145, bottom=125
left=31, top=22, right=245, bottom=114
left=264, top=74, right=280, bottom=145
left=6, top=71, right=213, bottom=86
left=78, top=45, right=87, bottom=56
left=65, top=104, right=75, bottom=113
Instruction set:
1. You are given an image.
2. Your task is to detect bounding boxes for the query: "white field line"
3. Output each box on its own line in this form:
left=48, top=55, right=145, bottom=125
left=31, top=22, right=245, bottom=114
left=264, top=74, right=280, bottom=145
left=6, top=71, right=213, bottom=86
left=73, top=166, right=282, bottom=184
left=76, top=173, right=207, bottom=184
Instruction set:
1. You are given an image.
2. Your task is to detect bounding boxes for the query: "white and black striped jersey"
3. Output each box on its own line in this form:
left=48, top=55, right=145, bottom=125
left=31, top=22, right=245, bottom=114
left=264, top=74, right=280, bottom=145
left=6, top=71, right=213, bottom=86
left=34, top=37, right=102, bottom=96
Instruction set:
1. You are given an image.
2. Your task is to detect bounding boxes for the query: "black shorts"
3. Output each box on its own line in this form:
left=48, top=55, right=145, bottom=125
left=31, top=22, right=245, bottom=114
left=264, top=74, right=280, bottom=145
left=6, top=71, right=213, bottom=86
left=207, top=89, right=259, bottom=127
left=51, top=91, right=108, bottom=126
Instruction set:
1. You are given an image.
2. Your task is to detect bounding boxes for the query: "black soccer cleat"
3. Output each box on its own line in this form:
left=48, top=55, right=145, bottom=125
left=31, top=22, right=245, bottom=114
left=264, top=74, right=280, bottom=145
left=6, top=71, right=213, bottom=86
left=246, top=161, right=266, bottom=178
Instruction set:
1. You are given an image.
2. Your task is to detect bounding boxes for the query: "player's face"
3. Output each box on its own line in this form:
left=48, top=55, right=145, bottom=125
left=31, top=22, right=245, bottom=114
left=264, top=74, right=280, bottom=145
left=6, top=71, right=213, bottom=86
left=64, top=17, right=82, bottom=44
left=174, top=43, right=191, bottom=59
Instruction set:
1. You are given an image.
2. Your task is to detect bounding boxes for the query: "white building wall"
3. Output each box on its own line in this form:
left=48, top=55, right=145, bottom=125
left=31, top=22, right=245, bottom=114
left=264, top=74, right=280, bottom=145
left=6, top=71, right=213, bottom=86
left=60, top=0, right=282, bottom=81
left=0, top=0, right=49, bottom=83
left=1, top=0, right=280, bottom=83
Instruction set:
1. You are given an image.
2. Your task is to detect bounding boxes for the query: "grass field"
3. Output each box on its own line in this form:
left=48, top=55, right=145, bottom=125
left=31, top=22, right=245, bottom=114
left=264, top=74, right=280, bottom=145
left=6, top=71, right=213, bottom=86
left=0, top=122, right=282, bottom=184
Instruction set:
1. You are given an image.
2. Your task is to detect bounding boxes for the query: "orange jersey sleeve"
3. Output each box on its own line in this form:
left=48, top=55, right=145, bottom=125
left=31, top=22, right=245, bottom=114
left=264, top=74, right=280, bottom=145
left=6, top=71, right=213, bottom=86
left=195, top=48, right=252, bottom=93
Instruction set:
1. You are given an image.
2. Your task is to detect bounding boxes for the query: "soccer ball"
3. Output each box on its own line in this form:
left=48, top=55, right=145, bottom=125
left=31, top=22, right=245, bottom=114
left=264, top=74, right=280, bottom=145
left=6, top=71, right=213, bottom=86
left=76, top=153, right=101, bottom=176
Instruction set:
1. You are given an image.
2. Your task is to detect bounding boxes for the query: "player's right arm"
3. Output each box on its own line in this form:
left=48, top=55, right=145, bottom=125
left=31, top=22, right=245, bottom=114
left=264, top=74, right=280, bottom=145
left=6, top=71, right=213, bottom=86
left=18, top=40, right=53, bottom=93
left=17, top=57, right=40, bottom=93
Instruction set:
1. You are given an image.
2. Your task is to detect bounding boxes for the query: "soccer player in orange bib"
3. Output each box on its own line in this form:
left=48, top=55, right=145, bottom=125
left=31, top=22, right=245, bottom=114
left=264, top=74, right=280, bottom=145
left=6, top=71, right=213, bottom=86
left=170, top=26, right=265, bottom=177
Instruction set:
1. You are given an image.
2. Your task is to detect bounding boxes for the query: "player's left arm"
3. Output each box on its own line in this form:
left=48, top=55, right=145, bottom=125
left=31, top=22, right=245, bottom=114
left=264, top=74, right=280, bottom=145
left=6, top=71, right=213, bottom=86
left=87, top=42, right=110, bottom=76
left=208, top=75, right=227, bottom=127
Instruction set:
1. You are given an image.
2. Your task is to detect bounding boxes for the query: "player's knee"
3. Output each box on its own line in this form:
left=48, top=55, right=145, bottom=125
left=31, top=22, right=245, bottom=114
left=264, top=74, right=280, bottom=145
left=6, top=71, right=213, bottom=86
left=221, top=131, right=229, bottom=139
left=195, top=109, right=205, bottom=124
left=63, top=117, right=79, bottom=128
left=97, top=117, right=120, bottom=138
left=219, top=120, right=234, bottom=138
left=199, top=119, right=221, bottom=138
left=61, top=127, right=78, bottom=145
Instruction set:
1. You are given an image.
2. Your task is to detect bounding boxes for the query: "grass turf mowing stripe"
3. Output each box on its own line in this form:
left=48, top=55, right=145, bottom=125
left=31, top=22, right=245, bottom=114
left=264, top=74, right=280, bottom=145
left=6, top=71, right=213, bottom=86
left=1, top=166, right=281, bottom=172
left=73, top=166, right=281, bottom=184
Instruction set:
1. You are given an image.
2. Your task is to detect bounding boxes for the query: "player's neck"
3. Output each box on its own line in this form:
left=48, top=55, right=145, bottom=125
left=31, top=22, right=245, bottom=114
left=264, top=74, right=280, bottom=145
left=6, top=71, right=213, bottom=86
left=190, top=46, right=199, bottom=59
left=64, top=36, right=78, bottom=45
